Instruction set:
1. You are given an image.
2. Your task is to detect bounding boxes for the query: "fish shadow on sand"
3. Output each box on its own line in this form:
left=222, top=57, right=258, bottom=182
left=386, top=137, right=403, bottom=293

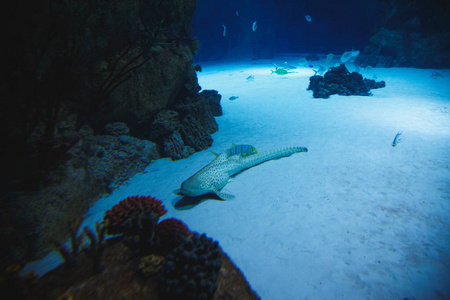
left=172, top=194, right=225, bottom=210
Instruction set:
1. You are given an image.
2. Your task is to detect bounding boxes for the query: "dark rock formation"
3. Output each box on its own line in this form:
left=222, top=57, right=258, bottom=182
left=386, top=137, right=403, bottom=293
left=2, top=205, right=260, bottom=300
left=104, top=122, right=130, bottom=136
left=1, top=124, right=160, bottom=264
left=201, top=90, right=223, bottom=117
left=2, top=0, right=222, bottom=270
left=7, top=238, right=259, bottom=300
left=307, top=64, right=386, bottom=99
left=356, top=0, right=450, bottom=68
left=149, top=89, right=220, bottom=160
left=83, top=133, right=160, bottom=190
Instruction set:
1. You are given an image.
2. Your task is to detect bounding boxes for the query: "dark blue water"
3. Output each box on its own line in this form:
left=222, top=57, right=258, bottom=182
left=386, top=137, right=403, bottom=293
left=192, top=0, right=386, bottom=61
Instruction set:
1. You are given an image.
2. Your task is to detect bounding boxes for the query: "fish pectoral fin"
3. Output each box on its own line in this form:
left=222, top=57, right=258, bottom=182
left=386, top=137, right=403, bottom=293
left=173, top=189, right=182, bottom=195
left=211, top=186, right=235, bottom=200
left=217, top=192, right=235, bottom=200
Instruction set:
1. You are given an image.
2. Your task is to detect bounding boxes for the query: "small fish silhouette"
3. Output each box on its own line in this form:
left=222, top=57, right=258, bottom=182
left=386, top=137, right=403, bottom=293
left=305, top=15, right=312, bottom=22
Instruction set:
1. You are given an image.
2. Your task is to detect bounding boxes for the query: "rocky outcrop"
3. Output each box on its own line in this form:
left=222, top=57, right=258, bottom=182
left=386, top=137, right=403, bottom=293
left=4, top=200, right=260, bottom=300
left=200, top=90, right=223, bottom=117
left=1, top=123, right=160, bottom=263
left=148, top=89, right=221, bottom=160
left=356, top=0, right=450, bottom=68
left=307, top=64, right=386, bottom=99
left=2, top=0, right=222, bottom=269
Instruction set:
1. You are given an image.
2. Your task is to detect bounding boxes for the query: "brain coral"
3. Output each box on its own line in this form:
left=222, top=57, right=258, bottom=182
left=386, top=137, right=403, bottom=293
left=103, top=195, right=167, bottom=236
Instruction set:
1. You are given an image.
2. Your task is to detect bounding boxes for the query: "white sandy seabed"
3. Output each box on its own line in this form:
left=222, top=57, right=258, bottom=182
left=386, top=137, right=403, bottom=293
left=24, top=56, right=450, bottom=300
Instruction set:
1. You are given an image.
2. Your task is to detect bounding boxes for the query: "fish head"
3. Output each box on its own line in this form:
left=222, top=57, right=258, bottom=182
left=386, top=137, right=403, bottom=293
left=174, top=177, right=206, bottom=197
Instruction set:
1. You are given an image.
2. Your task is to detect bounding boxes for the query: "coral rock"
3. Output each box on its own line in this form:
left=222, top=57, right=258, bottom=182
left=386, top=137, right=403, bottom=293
left=163, top=131, right=195, bottom=160
left=158, top=233, right=223, bottom=300
left=149, top=110, right=182, bottom=140
left=103, top=195, right=167, bottom=236
left=307, top=64, right=386, bottom=99
left=180, top=115, right=214, bottom=152
left=156, top=218, right=190, bottom=252
left=199, top=90, right=222, bottom=117
left=104, top=122, right=130, bottom=136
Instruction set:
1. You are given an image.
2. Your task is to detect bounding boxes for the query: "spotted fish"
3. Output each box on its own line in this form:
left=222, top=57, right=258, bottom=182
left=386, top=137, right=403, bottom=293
left=173, top=145, right=308, bottom=200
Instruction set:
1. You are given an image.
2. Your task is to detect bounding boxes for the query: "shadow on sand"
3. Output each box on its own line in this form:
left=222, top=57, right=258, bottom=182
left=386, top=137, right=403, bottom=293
left=172, top=193, right=225, bottom=210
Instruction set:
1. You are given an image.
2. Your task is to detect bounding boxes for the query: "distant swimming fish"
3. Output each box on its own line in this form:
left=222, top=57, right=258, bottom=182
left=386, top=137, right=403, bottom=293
left=236, top=11, right=239, bottom=16
left=246, top=75, right=254, bottom=81
left=229, top=96, right=239, bottom=101
left=222, top=23, right=226, bottom=37
left=271, top=67, right=291, bottom=75
left=392, top=131, right=402, bottom=147
left=431, top=71, right=444, bottom=79
left=305, top=15, right=312, bottom=22
left=325, top=53, right=334, bottom=67
left=341, top=49, right=360, bottom=63
left=252, top=21, right=257, bottom=32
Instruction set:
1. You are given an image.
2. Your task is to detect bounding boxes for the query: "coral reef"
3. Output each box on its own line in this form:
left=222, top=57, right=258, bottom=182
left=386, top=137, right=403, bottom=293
left=156, top=218, right=191, bottom=253
left=103, top=195, right=167, bottom=240
left=13, top=239, right=259, bottom=300
left=5, top=199, right=260, bottom=300
left=103, top=122, right=130, bottom=136
left=2, top=0, right=220, bottom=269
left=158, top=233, right=223, bottom=300
left=139, top=254, right=165, bottom=277
left=148, top=89, right=220, bottom=160
left=307, top=64, right=386, bottom=99
left=201, top=90, right=223, bottom=117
